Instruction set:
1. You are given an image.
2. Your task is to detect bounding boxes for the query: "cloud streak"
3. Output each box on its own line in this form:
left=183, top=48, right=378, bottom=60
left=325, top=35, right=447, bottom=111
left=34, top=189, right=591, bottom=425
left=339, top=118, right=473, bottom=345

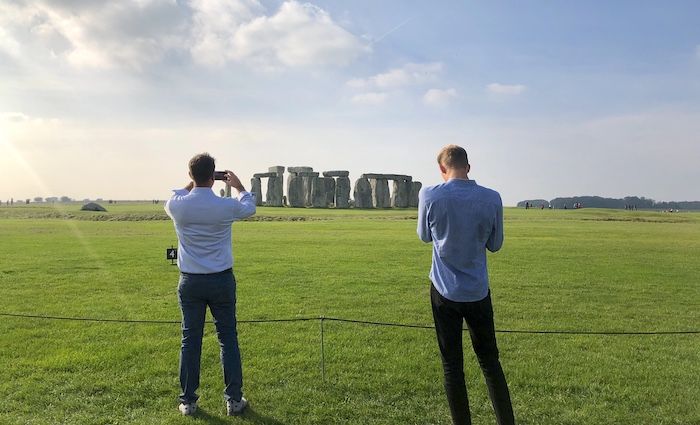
left=486, top=83, right=527, bottom=95
left=347, top=62, right=443, bottom=89
left=423, top=88, right=457, bottom=107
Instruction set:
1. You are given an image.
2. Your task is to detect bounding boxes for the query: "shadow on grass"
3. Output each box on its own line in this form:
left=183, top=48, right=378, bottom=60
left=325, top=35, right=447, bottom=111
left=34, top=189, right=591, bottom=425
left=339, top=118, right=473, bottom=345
left=196, top=407, right=286, bottom=425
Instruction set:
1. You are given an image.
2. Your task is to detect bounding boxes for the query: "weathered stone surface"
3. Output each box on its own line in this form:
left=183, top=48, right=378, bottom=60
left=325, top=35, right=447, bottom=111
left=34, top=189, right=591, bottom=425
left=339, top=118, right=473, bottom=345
left=294, top=171, right=320, bottom=178
left=266, top=175, right=283, bottom=207
left=251, top=177, right=263, bottom=206
left=322, top=170, right=350, bottom=177
left=268, top=166, right=285, bottom=176
left=225, top=185, right=231, bottom=198
left=287, top=166, right=313, bottom=174
left=409, top=181, right=422, bottom=208
left=302, top=175, right=315, bottom=206
left=324, top=177, right=336, bottom=206
left=362, top=173, right=412, bottom=181
left=353, top=177, right=373, bottom=209
left=81, top=202, right=106, bottom=212
left=370, top=178, right=391, bottom=208
left=335, top=177, right=351, bottom=208
left=287, top=175, right=305, bottom=207
left=311, top=177, right=328, bottom=208
left=391, top=179, right=411, bottom=208
left=253, top=172, right=278, bottom=178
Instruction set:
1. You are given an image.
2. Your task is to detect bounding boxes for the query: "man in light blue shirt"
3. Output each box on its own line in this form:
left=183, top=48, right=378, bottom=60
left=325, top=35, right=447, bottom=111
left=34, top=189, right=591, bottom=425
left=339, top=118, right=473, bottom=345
left=165, top=153, right=256, bottom=417
left=418, top=145, right=515, bottom=425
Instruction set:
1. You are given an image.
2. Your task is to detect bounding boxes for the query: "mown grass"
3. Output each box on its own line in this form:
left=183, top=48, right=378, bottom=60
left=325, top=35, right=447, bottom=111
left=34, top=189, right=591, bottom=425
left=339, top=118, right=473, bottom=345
left=0, top=205, right=698, bottom=424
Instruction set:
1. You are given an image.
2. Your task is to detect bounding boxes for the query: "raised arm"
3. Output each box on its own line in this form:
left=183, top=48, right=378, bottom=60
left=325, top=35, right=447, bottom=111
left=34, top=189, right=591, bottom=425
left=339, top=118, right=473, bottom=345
left=225, top=170, right=256, bottom=220
left=417, top=188, right=433, bottom=243
left=486, top=194, right=504, bottom=252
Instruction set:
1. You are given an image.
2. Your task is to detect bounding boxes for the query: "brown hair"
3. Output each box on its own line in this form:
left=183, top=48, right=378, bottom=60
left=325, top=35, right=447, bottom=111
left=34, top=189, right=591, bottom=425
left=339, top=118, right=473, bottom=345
left=437, top=144, right=469, bottom=169
left=189, top=153, right=215, bottom=185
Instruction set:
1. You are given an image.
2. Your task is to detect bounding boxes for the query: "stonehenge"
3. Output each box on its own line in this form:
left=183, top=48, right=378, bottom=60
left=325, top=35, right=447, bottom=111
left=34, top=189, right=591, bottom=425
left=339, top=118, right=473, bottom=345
left=244, top=166, right=421, bottom=209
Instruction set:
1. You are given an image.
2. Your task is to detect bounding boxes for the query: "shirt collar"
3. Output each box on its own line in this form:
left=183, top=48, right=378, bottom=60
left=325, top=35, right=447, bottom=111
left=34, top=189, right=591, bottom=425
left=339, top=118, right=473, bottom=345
left=190, top=186, right=216, bottom=195
left=448, top=178, right=476, bottom=185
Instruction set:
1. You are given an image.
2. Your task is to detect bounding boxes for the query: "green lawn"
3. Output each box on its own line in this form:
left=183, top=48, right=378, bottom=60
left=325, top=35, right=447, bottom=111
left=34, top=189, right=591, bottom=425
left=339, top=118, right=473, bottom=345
left=0, top=205, right=698, bottom=424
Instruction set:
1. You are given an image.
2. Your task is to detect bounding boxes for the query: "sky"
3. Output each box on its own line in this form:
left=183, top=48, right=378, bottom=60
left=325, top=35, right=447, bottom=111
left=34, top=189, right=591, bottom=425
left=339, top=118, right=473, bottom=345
left=1, top=0, right=699, bottom=206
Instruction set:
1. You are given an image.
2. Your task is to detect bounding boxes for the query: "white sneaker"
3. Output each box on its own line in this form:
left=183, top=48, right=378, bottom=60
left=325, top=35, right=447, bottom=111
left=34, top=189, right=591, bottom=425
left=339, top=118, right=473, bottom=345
left=178, top=402, right=197, bottom=416
left=226, top=397, right=248, bottom=416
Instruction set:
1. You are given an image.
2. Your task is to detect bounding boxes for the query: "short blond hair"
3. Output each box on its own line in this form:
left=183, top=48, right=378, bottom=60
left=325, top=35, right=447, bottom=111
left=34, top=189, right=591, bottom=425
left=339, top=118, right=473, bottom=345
left=437, top=145, right=469, bottom=169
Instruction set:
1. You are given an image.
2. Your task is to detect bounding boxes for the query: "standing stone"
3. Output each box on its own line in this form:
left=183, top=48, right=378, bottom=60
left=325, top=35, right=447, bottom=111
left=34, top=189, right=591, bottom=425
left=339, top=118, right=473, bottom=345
left=353, top=177, right=373, bottom=209
left=311, top=177, right=327, bottom=208
left=324, top=178, right=336, bottom=207
left=268, top=166, right=285, bottom=177
left=391, top=179, right=411, bottom=208
left=335, top=177, right=351, bottom=209
left=409, top=181, right=422, bottom=208
left=295, top=171, right=319, bottom=207
left=251, top=177, right=263, bottom=206
left=287, top=175, right=305, bottom=208
left=370, top=178, right=391, bottom=208
left=266, top=175, right=283, bottom=207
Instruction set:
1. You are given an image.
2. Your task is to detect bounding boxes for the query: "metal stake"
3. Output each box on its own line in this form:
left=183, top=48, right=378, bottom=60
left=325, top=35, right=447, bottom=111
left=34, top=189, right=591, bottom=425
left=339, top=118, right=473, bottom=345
left=320, top=316, right=326, bottom=383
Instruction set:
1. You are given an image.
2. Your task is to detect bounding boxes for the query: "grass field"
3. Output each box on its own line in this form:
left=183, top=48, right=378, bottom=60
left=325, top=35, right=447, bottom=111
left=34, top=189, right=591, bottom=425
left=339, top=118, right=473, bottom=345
left=0, top=203, right=698, bottom=424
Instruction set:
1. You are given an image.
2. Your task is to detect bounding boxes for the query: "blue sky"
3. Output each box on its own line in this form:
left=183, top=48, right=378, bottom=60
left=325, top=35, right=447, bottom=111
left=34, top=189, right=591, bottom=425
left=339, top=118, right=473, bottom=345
left=1, top=0, right=699, bottom=205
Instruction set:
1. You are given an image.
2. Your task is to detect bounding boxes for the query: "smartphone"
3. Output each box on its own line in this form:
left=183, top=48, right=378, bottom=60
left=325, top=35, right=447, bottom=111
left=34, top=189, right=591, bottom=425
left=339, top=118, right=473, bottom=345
left=214, top=171, right=227, bottom=181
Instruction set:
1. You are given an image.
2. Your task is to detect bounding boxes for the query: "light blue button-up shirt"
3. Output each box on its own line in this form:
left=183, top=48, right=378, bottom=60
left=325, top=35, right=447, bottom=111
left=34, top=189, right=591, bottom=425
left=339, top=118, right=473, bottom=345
left=165, top=187, right=256, bottom=274
left=417, top=179, right=504, bottom=302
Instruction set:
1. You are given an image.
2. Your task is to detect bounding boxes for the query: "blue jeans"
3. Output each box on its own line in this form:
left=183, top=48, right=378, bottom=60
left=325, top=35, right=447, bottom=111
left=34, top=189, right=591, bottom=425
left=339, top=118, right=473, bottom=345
left=178, top=269, right=242, bottom=404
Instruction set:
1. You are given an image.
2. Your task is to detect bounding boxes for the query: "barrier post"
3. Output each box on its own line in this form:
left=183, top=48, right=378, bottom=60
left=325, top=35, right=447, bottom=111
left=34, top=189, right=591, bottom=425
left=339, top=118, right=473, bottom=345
left=320, top=316, right=326, bottom=383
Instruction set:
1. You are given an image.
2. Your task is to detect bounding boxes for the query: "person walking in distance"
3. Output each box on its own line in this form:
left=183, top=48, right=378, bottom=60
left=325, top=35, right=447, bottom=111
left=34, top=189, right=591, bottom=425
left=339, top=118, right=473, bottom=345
left=165, top=153, right=256, bottom=416
left=417, top=145, right=515, bottom=425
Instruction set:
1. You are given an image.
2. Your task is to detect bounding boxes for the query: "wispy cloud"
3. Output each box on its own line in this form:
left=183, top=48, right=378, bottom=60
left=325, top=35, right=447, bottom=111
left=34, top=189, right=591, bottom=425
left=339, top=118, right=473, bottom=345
left=486, top=83, right=526, bottom=95
left=347, top=62, right=443, bottom=89
left=1, top=112, right=29, bottom=123
left=351, top=92, right=387, bottom=105
left=423, top=88, right=457, bottom=107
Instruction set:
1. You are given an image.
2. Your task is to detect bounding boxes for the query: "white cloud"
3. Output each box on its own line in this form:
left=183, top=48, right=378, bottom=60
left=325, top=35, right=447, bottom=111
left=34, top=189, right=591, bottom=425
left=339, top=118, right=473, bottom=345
left=486, top=83, right=526, bottom=95
left=351, top=92, right=387, bottom=105
left=0, top=25, right=21, bottom=57
left=423, top=88, right=457, bottom=107
left=0, top=0, right=366, bottom=70
left=348, top=62, right=443, bottom=89
left=1, top=112, right=30, bottom=123
left=0, top=0, right=188, bottom=70
left=227, top=1, right=368, bottom=68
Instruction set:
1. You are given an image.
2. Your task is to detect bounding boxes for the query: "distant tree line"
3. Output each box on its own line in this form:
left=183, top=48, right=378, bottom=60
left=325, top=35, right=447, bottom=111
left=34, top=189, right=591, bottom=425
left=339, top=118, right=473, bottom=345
left=517, top=196, right=700, bottom=210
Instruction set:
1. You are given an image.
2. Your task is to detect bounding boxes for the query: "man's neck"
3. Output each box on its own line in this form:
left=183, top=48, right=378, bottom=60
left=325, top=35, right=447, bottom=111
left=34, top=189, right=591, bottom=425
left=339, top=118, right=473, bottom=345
left=446, top=172, right=469, bottom=181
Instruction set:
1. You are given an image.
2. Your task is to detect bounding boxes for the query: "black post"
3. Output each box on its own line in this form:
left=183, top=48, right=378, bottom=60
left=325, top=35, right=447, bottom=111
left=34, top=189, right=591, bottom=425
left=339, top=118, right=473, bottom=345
left=320, top=316, right=326, bottom=383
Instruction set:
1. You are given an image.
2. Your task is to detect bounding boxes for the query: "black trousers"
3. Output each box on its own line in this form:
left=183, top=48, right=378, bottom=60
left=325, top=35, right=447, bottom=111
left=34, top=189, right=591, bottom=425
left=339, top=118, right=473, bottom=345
left=431, top=285, right=515, bottom=425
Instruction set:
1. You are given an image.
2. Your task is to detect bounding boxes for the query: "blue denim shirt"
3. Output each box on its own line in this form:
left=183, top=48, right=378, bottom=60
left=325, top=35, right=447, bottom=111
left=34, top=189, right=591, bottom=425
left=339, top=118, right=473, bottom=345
left=417, top=179, right=504, bottom=302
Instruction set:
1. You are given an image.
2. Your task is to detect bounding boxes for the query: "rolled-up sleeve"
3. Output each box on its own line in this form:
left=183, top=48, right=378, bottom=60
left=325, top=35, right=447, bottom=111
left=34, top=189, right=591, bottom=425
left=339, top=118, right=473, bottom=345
left=417, top=189, right=433, bottom=243
left=486, top=195, right=504, bottom=252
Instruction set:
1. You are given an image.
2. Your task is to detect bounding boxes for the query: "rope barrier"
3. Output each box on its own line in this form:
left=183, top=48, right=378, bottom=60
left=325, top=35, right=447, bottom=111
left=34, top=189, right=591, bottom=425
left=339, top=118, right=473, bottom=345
left=1, top=312, right=698, bottom=335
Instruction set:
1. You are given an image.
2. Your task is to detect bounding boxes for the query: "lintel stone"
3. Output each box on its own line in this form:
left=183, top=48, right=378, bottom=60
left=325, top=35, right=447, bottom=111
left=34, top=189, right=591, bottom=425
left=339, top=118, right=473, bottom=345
left=253, top=172, right=278, bottom=178
left=322, top=170, right=350, bottom=177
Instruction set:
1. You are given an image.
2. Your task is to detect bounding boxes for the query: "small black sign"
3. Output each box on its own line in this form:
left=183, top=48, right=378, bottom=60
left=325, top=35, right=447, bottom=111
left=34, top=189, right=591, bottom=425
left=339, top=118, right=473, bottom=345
left=166, top=247, right=178, bottom=265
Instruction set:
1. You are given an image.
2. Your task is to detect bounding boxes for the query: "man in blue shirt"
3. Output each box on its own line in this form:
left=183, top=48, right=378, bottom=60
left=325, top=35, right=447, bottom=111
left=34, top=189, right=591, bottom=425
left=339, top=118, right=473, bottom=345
left=417, top=145, right=515, bottom=425
left=165, top=153, right=256, bottom=416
